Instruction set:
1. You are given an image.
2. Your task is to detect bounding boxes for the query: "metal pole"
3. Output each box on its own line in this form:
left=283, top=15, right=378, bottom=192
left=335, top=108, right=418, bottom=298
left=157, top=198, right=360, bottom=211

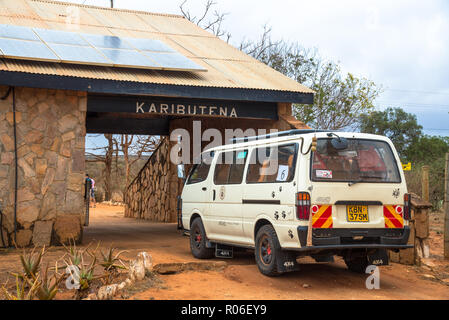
left=444, top=154, right=449, bottom=259
left=85, top=194, right=90, bottom=227
left=422, top=165, right=430, bottom=202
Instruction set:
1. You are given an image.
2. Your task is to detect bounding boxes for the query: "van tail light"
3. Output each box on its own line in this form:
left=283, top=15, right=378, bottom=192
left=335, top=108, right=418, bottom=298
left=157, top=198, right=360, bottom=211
left=296, top=192, right=311, bottom=221
left=403, top=193, right=411, bottom=221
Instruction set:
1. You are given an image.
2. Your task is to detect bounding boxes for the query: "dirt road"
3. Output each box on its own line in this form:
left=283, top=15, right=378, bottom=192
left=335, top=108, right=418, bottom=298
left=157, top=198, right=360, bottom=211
left=1, top=203, right=448, bottom=300
left=88, top=204, right=449, bottom=300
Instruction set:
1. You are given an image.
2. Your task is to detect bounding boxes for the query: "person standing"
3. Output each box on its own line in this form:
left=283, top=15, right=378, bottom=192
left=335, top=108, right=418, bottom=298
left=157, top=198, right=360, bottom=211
left=85, top=174, right=96, bottom=208
left=85, top=174, right=92, bottom=201
left=90, top=176, right=96, bottom=208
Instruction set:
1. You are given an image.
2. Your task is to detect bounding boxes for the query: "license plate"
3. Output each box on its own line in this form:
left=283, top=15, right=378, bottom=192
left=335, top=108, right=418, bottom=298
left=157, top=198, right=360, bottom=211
left=347, top=205, right=369, bottom=222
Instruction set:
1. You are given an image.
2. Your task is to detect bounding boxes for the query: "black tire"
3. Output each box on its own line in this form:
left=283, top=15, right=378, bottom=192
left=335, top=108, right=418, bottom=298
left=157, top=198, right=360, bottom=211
left=255, top=225, right=282, bottom=277
left=190, top=218, right=214, bottom=259
left=344, top=253, right=370, bottom=274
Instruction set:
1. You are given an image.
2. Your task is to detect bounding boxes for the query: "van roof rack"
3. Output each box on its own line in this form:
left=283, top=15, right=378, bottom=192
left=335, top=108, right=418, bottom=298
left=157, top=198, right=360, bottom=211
left=229, top=129, right=327, bottom=144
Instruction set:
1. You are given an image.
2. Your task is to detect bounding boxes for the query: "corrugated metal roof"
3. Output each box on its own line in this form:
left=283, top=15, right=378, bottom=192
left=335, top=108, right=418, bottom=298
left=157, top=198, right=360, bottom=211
left=0, top=0, right=314, bottom=94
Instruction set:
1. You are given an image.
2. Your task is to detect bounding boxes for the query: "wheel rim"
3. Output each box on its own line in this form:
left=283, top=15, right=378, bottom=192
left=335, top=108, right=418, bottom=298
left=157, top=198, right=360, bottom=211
left=259, top=235, right=273, bottom=265
left=193, top=227, right=202, bottom=249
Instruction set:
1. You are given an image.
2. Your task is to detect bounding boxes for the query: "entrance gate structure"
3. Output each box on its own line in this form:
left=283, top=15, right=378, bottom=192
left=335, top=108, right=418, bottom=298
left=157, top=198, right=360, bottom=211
left=0, top=0, right=313, bottom=247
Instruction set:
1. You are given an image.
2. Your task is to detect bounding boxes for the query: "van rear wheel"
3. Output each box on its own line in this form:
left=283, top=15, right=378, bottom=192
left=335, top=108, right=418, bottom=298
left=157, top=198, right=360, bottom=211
left=190, top=218, right=214, bottom=259
left=255, top=225, right=281, bottom=277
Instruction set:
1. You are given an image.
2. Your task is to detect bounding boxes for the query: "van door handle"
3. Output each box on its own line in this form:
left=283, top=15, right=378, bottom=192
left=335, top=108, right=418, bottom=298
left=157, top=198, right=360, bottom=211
left=213, top=190, right=216, bottom=201
left=202, top=187, right=207, bottom=191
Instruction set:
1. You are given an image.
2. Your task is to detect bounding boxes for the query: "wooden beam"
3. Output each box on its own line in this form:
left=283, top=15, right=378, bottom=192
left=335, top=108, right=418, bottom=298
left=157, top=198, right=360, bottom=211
left=421, top=165, right=430, bottom=202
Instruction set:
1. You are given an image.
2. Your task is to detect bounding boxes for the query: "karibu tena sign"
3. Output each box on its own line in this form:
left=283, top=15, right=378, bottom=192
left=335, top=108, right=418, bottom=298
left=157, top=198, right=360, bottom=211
left=87, top=94, right=278, bottom=120
left=136, top=102, right=238, bottom=118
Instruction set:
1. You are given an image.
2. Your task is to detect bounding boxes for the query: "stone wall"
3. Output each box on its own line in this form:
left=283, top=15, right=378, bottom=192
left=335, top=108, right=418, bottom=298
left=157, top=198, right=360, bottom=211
left=124, top=138, right=176, bottom=222
left=0, top=86, right=86, bottom=247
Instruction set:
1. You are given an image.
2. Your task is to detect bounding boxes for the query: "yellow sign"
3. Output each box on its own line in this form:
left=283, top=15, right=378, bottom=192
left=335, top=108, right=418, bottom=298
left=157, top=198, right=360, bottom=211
left=402, top=162, right=412, bottom=171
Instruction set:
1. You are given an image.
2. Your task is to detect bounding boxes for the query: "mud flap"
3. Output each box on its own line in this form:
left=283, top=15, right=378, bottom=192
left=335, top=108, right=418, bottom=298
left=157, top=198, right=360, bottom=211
left=367, top=249, right=389, bottom=266
left=276, top=250, right=300, bottom=273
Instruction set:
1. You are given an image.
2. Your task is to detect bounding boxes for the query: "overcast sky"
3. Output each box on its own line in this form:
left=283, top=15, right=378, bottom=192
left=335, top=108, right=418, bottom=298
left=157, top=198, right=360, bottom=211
left=65, top=0, right=449, bottom=138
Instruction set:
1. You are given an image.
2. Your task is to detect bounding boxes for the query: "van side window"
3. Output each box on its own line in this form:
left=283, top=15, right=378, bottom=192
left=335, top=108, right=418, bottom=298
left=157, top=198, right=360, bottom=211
left=186, top=152, right=214, bottom=185
left=246, top=144, right=298, bottom=184
left=214, top=150, right=248, bottom=185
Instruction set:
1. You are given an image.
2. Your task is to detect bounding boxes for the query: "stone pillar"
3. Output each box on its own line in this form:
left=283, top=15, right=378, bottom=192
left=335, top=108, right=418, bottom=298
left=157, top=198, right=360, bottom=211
left=389, top=193, right=432, bottom=265
left=277, top=102, right=311, bottom=130
left=0, top=86, right=86, bottom=247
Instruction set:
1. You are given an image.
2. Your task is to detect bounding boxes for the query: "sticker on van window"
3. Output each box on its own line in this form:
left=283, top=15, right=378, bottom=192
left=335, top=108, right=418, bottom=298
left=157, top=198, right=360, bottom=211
left=237, top=151, right=247, bottom=160
left=316, top=170, right=333, bottom=179
left=276, top=165, right=289, bottom=182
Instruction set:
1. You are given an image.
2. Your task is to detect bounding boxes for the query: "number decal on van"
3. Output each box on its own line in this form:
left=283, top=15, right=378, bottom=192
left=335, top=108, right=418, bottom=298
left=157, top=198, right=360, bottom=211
left=276, top=165, right=289, bottom=182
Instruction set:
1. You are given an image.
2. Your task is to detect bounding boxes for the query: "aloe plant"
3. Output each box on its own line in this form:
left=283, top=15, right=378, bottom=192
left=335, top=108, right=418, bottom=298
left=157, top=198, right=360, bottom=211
left=32, top=263, right=64, bottom=300
left=63, top=243, right=100, bottom=299
left=13, top=246, right=46, bottom=280
left=62, top=240, right=83, bottom=267
left=100, top=247, right=127, bottom=272
left=1, top=274, right=39, bottom=300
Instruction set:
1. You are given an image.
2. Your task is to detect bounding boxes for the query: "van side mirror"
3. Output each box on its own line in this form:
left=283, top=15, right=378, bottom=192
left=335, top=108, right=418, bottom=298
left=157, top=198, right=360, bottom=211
left=177, top=164, right=186, bottom=180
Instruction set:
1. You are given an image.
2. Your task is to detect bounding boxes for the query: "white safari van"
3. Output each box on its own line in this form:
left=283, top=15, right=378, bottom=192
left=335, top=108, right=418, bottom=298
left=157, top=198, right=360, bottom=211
left=178, top=130, right=412, bottom=276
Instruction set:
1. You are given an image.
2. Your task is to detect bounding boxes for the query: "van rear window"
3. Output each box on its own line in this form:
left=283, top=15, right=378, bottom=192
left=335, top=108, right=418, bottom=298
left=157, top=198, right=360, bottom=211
left=311, top=139, right=401, bottom=183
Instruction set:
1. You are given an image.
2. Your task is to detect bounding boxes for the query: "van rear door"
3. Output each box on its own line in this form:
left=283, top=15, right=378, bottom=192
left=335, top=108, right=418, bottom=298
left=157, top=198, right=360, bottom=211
left=310, top=138, right=406, bottom=229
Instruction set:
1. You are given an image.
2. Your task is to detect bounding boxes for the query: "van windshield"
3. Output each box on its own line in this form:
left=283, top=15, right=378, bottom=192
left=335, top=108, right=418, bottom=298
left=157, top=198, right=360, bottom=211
left=311, top=139, right=401, bottom=183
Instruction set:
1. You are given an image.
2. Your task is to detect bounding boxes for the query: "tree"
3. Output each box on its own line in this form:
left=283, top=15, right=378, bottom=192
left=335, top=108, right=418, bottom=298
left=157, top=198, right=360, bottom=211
left=404, top=135, right=449, bottom=209
left=359, top=107, right=423, bottom=158
left=85, top=134, right=115, bottom=201
left=406, top=135, right=449, bottom=164
left=116, top=135, right=159, bottom=196
left=240, top=25, right=283, bottom=62
left=180, top=0, right=231, bottom=41
left=295, top=63, right=380, bottom=130
left=103, top=134, right=114, bottom=201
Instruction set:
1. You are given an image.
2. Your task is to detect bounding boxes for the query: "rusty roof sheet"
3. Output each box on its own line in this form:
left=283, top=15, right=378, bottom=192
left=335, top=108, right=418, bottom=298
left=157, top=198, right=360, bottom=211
left=0, top=0, right=313, bottom=94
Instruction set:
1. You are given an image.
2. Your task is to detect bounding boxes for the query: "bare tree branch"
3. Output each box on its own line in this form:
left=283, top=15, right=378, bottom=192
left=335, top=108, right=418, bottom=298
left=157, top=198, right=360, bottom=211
left=179, top=0, right=231, bottom=41
left=117, top=134, right=159, bottom=197
left=240, top=24, right=282, bottom=60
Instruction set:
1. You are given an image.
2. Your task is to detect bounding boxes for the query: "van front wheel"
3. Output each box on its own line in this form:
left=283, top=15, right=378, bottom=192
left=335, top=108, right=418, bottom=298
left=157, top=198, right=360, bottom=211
left=255, top=225, right=281, bottom=277
left=190, top=218, right=214, bottom=259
